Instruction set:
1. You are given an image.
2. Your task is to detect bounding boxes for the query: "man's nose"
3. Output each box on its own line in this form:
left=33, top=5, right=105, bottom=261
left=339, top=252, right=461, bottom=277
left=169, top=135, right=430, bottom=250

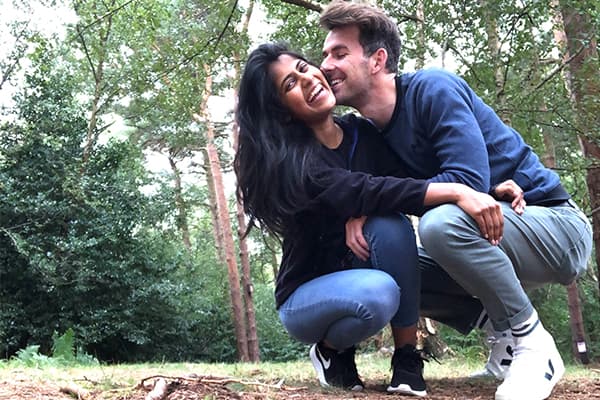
left=320, top=55, right=333, bottom=71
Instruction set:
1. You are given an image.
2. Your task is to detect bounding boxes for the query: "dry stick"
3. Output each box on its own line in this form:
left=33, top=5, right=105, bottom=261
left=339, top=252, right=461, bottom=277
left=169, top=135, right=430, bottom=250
left=145, top=378, right=168, bottom=400
left=140, top=374, right=307, bottom=392
left=59, top=383, right=89, bottom=399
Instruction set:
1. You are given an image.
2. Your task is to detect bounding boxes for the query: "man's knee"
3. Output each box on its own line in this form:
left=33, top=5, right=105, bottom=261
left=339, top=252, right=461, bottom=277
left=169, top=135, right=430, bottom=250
left=418, top=204, right=467, bottom=247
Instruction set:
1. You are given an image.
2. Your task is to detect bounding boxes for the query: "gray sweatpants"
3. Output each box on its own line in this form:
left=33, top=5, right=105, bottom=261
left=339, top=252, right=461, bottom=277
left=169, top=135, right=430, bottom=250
left=418, top=201, right=593, bottom=333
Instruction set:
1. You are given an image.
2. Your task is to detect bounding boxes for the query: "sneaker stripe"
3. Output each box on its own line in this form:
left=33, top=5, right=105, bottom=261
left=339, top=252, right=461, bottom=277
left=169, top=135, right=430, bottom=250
left=544, top=359, right=555, bottom=381
left=309, top=344, right=329, bottom=388
left=512, top=319, right=540, bottom=337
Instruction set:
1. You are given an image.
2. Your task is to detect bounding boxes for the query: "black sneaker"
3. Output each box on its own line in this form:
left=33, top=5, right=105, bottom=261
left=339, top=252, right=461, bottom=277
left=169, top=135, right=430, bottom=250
left=309, top=343, right=364, bottom=391
left=387, top=344, right=427, bottom=397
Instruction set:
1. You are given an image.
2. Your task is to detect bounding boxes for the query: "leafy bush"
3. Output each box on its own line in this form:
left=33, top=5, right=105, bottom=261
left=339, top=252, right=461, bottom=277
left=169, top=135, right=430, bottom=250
left=0, top=44, right=238, bottom=363
left=254, top=283, right=306, bottom=361
left=10, top=329, right=98, bottom=368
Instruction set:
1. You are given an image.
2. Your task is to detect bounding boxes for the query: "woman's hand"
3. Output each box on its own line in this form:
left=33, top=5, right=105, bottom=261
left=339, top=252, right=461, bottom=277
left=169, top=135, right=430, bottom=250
left=456, top=187, right=504, bottom=245
left=345, top=216, right=369, bottom=261
left=493, top=179, right=526, bottom=215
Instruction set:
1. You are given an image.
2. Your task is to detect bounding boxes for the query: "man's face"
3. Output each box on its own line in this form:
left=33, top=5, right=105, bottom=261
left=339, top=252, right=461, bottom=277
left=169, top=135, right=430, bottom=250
left=321, top=25, right=371, bottom=108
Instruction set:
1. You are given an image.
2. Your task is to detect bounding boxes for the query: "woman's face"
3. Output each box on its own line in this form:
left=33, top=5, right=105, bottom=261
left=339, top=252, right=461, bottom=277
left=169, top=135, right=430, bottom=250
left=269, top=54, right=336, bottom=125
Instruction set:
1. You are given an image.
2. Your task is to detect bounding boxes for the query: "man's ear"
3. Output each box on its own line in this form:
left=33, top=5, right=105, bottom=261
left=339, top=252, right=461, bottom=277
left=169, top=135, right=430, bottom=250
left=370, top=48, right=388, bottom=74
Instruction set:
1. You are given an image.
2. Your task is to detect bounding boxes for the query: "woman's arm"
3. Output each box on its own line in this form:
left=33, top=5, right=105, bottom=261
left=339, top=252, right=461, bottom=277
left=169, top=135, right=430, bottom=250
left=346, top=182, right=505, bottom=261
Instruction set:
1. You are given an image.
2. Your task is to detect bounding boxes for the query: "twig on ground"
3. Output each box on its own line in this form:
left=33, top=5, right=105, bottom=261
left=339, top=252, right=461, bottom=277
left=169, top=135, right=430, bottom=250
left=145, top=377, right=168, bottom=400
left=59, top=383, right=89, bottom=399
left=139, top=374, right=307, bottom=392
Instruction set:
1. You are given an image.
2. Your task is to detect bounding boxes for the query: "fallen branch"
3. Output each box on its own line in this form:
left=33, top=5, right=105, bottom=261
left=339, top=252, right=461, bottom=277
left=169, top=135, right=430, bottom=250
left=145, top=378, right=168, bottom=400
left=59, top=383, right=89, bottom=399
left=140, top=374, right=307, bottom=392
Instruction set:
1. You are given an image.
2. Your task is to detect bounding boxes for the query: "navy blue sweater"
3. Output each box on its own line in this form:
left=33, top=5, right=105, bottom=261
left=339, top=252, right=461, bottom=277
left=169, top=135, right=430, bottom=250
left=381, top=70, right=569, bottom=205
left=274, top=114, right=428, bottom=308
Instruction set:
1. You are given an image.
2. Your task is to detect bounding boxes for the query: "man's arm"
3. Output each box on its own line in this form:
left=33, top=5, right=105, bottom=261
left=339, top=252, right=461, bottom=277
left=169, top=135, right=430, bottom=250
left=410, top=70, right=491, bottom=191
left=346, top=182, right=507, bottom=261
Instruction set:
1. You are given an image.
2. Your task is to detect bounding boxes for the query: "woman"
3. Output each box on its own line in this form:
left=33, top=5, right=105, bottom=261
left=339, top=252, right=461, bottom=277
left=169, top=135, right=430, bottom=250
left=234, top=43, right=506, bottom=396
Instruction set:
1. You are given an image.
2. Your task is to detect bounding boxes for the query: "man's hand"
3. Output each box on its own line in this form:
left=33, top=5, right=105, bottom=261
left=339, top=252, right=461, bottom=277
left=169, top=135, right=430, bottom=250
left=456, top=189, right=504, bottom=245
left=345, top=216, right=369, bottom=261
left=493, top=179, right=526, bottom=215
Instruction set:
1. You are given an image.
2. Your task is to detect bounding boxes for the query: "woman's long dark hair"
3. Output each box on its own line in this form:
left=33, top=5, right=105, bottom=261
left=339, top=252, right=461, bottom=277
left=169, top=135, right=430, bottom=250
left=234, top=43, right=322, bottom=236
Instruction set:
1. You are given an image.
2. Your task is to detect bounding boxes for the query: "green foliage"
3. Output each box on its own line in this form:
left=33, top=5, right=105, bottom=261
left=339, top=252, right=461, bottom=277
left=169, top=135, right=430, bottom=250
left=438, top=324, right=489, bottom=361
left=1, top=0, right=598, bottom=366
left=253, top=283, right=306, bottom=361
left=0, top=40, right=234, bottom=363
left=532, top=276, right=600, bottom=362
left=10, top=329, right=98, bottom=368
left=262, top=0, right=325, bottom=62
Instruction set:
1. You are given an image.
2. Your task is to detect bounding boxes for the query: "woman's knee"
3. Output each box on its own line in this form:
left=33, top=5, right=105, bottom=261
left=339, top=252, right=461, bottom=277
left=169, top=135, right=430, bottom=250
left=278, top=270, right=399, bottom=344
left=364, top=214, right=414, bottom=242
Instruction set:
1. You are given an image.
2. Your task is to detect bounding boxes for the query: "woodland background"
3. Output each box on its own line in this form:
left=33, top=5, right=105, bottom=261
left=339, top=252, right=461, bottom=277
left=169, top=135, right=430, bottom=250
left=0, top=0, right=598, bottom=366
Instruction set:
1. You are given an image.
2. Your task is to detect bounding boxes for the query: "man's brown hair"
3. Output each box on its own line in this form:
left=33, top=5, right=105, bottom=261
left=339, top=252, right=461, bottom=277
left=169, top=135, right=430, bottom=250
left=320, top=0, right=401, bottom=73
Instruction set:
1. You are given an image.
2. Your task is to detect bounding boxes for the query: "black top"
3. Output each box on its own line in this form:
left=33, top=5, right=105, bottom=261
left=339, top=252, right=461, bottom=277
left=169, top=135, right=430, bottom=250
left=274, top=114, right=429, bottom=308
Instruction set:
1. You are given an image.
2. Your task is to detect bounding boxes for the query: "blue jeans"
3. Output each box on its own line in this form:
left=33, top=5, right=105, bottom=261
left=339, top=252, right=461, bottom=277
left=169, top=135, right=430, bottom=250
left=278, top=214, right=419, bottom=350
left=418, top=201, right=593, bottom=332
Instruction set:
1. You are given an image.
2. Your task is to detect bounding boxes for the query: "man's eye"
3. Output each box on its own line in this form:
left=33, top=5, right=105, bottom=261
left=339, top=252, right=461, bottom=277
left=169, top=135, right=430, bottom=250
left=298, top=62, right=308, bottom=72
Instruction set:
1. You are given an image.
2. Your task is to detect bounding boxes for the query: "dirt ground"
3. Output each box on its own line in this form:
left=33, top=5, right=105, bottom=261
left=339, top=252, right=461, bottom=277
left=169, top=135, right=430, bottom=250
left=2, top=373, right=600, bottom=400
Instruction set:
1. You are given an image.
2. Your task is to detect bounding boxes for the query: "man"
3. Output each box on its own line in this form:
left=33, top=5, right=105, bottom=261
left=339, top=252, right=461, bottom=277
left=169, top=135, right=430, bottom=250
left=316, top=1, right=593, bottom=400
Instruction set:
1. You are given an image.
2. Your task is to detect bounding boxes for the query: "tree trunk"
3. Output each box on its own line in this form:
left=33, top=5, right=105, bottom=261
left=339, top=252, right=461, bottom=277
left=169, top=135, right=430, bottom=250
left=201, top=147, right=227, bottom=264
left=231, top=0, right=260, bottom=362
left=415, top=0, right=425, bottom=70
left=550, top=0, right=597, bottom=363
left=235, top=199, right=259, bottom=362
left=541, top=126, right=589, bottom=364
left=232, top=81, right=260, bottom=362
left=197, top=64, right=249, bottom=362
left=168, top=155, right=191, bottom=249
left=557, top=0, right=600, bottom=292
left=479, top=0, right=510, bottom=123
left=77, top=1, right=115, bottom=166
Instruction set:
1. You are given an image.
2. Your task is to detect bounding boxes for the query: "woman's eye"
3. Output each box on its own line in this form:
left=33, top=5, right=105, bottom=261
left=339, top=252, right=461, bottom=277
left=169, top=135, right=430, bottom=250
left=284, top=78, right=296, bottom=91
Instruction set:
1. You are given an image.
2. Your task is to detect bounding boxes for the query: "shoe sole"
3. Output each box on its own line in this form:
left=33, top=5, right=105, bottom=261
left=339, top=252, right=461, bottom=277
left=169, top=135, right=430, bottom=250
left=309, top=345, right=364, bottom=391
left=387, top=384, right=427, bottom=397
left=309, top=344, right=329, bottom=388
left=495, top=356, right=565, bottom=400
left=469, top=367, right=505, bottom=380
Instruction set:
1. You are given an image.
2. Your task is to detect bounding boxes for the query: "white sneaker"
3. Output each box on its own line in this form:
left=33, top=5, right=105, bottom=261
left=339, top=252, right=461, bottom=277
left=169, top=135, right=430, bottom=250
left=470, top=321, right=513, bottom=380
left=495, top=324, right=564, bottom=400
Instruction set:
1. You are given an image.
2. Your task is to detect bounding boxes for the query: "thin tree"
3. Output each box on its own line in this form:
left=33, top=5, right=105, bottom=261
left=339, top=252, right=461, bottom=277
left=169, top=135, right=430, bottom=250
left=195, top=63, right=249, bottom=362
left=168, top=152, right=192, bottom=250
left=232, top=0, right=260, bottom=362
left=556, top=0, right=600, bottom=291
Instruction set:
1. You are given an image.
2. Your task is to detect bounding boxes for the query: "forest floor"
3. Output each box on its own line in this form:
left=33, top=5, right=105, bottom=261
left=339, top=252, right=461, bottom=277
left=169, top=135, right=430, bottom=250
left=1, top=354, right=599, bottom=400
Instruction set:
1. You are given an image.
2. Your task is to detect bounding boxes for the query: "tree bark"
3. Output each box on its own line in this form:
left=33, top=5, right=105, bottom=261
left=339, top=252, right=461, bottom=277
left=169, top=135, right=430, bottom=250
left=479, top=0, right=510, bottom=123
left=201, top=147, right=227, bottom=264
left=77, top=0, right=116, bottom=166
left=168, top=155, right=191, bottom=249
left=541, top=126, right=589, bottom=364
left=557, top=0, right=600, bottom=293
left=550, top=0, right=596, bottom=363
left=197, top=64, right=249, bottom=362
left=415, top=0, right=426, bottom=70
left=230, top=0, right=260, bottom=362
